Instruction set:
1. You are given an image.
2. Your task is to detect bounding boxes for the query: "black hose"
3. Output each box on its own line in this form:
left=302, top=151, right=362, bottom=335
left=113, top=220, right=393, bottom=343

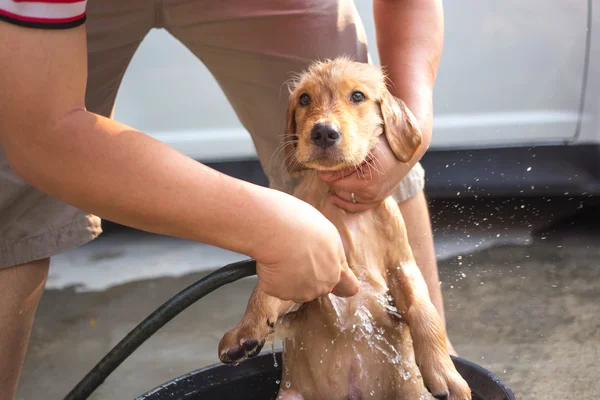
left=64, top=258, right=257, bottom=400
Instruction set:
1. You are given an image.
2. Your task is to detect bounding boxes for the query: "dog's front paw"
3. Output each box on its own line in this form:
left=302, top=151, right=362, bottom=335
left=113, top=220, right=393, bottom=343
left=218, top=318, right=273, bottom=365
left=421, top=356, right=471, bottom=400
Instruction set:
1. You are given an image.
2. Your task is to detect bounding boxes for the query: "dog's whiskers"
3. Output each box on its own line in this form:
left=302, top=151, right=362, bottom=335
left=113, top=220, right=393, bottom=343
left=296, top=170, right=317, bottom=198
left=270, top=140, right=298, bottom=175
left=365, top=157, right=384, bottom=177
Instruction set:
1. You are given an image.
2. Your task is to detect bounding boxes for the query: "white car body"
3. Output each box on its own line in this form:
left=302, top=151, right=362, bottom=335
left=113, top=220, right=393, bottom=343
left=113, top=0, right=600, bottom=197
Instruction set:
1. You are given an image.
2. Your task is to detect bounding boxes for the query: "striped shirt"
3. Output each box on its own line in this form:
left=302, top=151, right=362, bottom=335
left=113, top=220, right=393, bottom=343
left=0, top=0, right=87, bottom=29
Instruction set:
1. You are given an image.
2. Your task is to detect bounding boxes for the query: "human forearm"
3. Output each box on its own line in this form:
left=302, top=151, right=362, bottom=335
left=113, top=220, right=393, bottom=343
left=4, top=110, right=282, bottom=259
left=373, top=0, right=444, bottom=161
left=373, top=0, right=454, bottom=350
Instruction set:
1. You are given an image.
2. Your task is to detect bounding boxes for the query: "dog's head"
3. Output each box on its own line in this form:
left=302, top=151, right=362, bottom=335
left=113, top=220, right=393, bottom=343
left=284, top=57, right=422, bottom=174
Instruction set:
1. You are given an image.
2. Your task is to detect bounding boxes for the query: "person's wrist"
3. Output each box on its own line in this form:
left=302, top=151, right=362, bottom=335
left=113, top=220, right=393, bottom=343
left=241, top=185, right=289, bottom=263
left=225, top=183, right=273, bottom=261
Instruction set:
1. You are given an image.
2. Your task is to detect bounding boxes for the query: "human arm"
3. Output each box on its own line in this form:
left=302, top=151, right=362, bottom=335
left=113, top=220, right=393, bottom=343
left=319, top=0, right=443, bottom=212
left=375, top=0, right=455, bottom=354
left=0, top=22, right=359, bottom=302
left=316, top=0, right=455, bottom=353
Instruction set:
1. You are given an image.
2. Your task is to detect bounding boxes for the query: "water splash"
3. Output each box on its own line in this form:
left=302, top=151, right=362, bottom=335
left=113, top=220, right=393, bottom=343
left=271, top=340, right=278, bottom=368
left=352, top=303, right=402, bottom=366
left=375, top=292, right=402, bottom=319
left=328, top=293, right=349, bottom=327
left=282, top=340, right=291, bottom=387
left=327, top=289, right=406, bottom=369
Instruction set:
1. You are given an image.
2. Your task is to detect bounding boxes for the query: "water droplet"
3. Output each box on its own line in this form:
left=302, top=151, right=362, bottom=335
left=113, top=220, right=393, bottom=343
left=272, top=341, right=278, bottom=368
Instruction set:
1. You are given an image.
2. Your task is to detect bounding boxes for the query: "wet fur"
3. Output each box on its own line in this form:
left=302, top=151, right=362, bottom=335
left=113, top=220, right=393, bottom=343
left=218, top=58, right=471, bottom=400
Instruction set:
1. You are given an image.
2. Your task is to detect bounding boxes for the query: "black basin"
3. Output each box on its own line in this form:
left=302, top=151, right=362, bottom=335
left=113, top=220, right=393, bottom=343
left=137, top=351, right=515, bottom=400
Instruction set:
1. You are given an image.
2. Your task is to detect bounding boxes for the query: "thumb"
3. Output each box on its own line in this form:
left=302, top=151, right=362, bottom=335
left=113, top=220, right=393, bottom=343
left=331, top=260, right=360, bottom=297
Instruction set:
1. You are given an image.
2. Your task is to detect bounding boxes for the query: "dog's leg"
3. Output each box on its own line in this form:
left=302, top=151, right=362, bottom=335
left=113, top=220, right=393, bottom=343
left=218, top=286, right=298, bottom=364
left=388, top=258, right=471, bottom=400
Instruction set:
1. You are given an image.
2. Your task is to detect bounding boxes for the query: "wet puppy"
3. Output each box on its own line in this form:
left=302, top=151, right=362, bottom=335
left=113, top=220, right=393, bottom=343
left=218, top=58, right=471, bottom=400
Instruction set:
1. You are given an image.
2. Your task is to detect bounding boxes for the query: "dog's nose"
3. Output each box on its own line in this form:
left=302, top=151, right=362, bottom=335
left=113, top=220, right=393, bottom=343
left=310, top=123, right=340, bottom=149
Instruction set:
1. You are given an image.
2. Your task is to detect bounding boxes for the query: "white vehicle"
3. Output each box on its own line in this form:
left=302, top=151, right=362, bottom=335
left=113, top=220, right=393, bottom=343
left=113, top=0, right=600, bottom=197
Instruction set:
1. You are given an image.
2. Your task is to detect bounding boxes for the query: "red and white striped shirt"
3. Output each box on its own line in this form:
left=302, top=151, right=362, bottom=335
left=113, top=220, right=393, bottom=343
left=0, top=0, right=87, bottom=29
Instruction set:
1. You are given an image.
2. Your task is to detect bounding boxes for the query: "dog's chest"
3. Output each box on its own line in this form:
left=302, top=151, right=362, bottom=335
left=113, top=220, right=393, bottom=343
left=281, top=286, right=416, bottom=400
left=294, top=178, right=396, bottom=268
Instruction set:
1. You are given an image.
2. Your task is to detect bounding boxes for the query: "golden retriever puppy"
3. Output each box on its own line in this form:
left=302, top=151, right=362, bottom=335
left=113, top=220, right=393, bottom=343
left=218, top=57, right=471, bottom=400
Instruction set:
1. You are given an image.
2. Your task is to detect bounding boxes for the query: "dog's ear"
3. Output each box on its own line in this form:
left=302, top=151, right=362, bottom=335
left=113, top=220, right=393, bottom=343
left=283, top=98, right=304, bottom=176
left=379, top=90, right=423, bottom=163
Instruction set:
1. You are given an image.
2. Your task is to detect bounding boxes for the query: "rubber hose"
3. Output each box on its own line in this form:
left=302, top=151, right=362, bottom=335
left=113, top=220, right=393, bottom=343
left=63, top=258, right=257, bottom=400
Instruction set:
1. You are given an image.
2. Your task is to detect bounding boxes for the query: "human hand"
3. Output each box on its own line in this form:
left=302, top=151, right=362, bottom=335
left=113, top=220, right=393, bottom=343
left=318, top=136, right=411, bottom=213
left=253, top=192, right=360, bottom=303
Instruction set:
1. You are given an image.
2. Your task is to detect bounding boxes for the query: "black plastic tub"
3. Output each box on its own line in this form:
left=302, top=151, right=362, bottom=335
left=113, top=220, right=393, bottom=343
left=137, top=351, right=516, bottom=400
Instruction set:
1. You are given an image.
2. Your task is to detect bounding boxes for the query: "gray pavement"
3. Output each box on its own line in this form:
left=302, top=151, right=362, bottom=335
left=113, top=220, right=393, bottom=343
left=16, top=196, right=600, bottom=400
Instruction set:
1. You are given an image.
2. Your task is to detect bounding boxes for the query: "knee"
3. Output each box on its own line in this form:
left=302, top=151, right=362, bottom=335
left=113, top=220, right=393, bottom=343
left=19, top=257, right=49, bottom=284
left=2, top=258, right=49, bottom=308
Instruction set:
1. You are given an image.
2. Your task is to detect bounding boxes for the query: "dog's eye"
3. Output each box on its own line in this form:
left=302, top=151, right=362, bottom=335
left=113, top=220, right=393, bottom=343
left=299, top=93, right=311, bottom=106
left=350, top=91, right=365, bottom=103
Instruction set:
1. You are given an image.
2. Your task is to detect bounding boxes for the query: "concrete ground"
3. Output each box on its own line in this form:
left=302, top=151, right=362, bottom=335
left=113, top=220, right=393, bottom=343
left=16, top=196, right=600, bottom=400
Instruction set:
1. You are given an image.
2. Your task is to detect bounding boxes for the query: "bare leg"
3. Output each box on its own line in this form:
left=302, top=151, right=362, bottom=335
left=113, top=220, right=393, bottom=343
left=397, top=191, right=457, bottom=356
left=218, top=286, right=297, bottom=364
left=0, top=258, right=49, bottom=400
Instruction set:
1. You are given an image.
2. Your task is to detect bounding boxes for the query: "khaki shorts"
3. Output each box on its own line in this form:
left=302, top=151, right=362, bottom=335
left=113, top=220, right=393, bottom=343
left=0, top=0, right=425, bottom=269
